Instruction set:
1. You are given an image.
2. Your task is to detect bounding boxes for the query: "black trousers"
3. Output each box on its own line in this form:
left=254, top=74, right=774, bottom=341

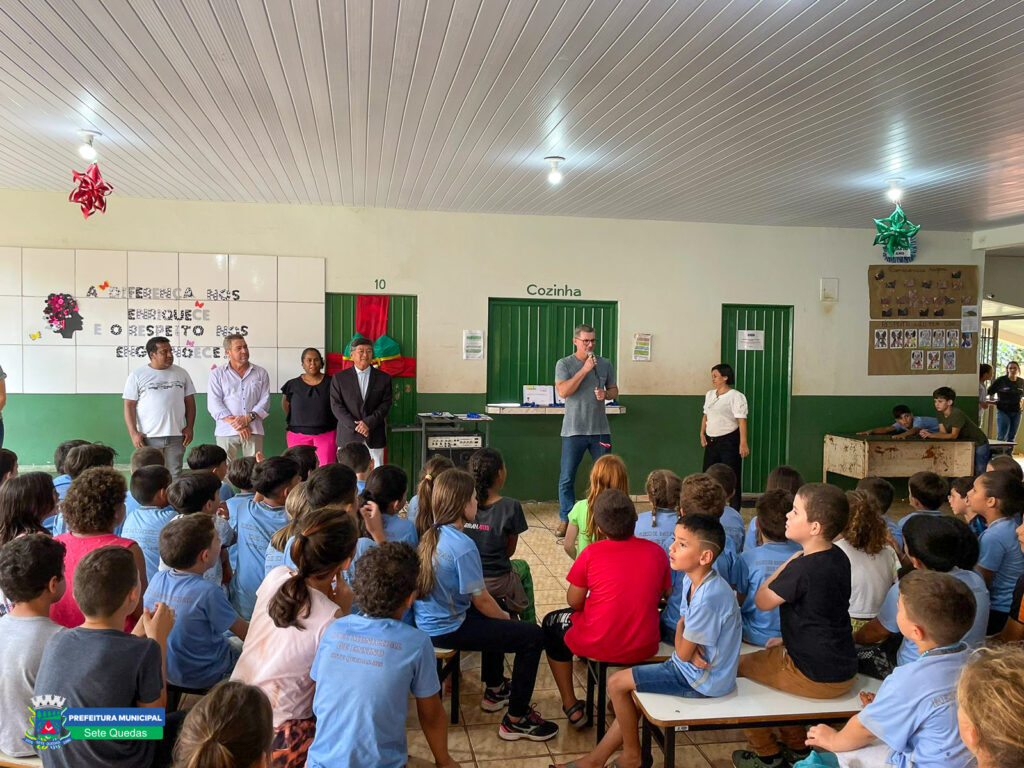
left=430, top=606, right=544, bottom=718
left=703, top=429, right=742, bottom=508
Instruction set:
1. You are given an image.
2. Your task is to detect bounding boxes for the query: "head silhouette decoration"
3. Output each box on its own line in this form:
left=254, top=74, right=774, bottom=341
left=43, top=293, right=84, bottom=339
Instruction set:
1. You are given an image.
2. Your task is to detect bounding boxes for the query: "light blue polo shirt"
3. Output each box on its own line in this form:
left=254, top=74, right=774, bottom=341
left=231, top=499, right=287, bottom=619
left=225, top=492, right=255, bottom=571
left=720, top=506, right=745, bottom=552
left=121, top=505, right=177, bottom=580
left=743, top=517, right=758, bottom=551
left=308, top=614, right=439, bottom=768
left=977, top=516, right=1024, bottom=612
left=893, top=415, right=940, bottom=433
left=53, top=473, right=72, bottom=501
left=412, top=525, right=485, bottom=636
left=858, top=646, right=972, bottom=768
left=896, top=509, right=942, bottom=538
left=662, top=535, right=746, bottom=636
left=737, top=540, right=802, bottom=646
left=634, top=508, right=677, bottom=552
left=670, top=570, right=741, bottom=697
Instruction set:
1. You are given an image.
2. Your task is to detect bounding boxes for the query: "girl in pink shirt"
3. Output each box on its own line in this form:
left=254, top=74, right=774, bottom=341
left=51, top=467, right=146, bottom=631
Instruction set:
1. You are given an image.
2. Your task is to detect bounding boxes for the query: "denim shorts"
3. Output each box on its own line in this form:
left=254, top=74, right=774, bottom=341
left=632, top=659, right=708, bottom=699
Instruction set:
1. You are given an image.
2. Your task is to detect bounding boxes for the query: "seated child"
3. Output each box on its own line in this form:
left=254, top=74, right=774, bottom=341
left=919, top=386, right=991, bottom=475
left=233, top=508, right=357, bottom=764
left=806, top=571, right=976, bottom=768
left=737, top=489, right=799, bottom=647
left=949, top=475, right=986, bottom=536
left=957, top=645, right=1024, bottom=768
left=187, top=443, right=235, bottom=503
left=636, top=469, right=683, bottom=630
left=51, top=439, right=89, bottom=505
left=307, top=542, right=460, bottom=768
left=706, top=462, right=745, bottom=550
left=543, top=489, right=671, bottom=728
left=733, top=483, right=857, bottom=768
left=50, top=443, right=117, bottom=535
left=51, top=467, right=147, bottom=630
left=34, top=546, right=174, bottom=768
left=161, top=472, right=235, bottom=588
left=282, top=444, right=319, bottom=481
left=407, top=454, right=454, bottom=523
left=413, top=468, right=558, bottom=741
left=0, top=447, right=16, bottom=483
left=565, top=453, right=629, bottom=559
left=0, top=535, right=66, bottom=757
left=232, top=456, right=300, bottom=619
left=856, top=403, right=940, bottom=438
left=123, top=446, right=166, bottom=520
left=0, top=471, right=58, bottom=547
left=854, top=516, right=989, bottom=673
left=553, top=513, right=740, bottom=768
left=224, top=456, right=256, bottom=573
left=745, top=465, right=804, bottom=551
left=171, top=680, right=273, bottom=768
left=465, top=447, right=533, bottom=621
left=972, top=470, right=1024, bottom=632
left=145, top=515, right=247, bottom=688
left=265, top=480, right=309, bottom=575
left=835, top=490, right=899, bottom=628
left=987, top=454, right=1024, bottom=482
left=895, top=471, right=948, bottom=545
left=120, top=465, right=175, bottom=580
left=336, top=441, right=374, bottom=495
left=855, top=475, right=900, bottom=549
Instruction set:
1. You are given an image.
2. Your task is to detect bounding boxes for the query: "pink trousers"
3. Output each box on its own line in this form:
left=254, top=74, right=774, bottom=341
left=285, top=430, right=337, bottom=468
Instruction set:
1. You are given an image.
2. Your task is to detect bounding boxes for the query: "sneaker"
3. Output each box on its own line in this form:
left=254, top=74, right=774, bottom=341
left=498, top=708, right=559, bottom=742
left=731, top=750, right=787, bottom=768
left=778, top=743, right=812, bottom=765
left=481, top=679, right=511, bottom=712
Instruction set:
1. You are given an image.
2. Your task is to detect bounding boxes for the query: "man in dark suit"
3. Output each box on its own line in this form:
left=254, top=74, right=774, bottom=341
left=329, top=337, right=393, bottom=466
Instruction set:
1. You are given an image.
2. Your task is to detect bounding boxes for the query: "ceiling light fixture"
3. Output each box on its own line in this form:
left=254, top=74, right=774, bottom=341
left=545, top=155, right=565, bottom=185
left=886, top=178, right=904, bottom=204
left=78, top=129, right=100, bottom=161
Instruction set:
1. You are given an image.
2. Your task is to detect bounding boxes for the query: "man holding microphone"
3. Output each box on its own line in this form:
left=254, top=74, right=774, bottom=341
left=554, top=323, right=618, bottom=538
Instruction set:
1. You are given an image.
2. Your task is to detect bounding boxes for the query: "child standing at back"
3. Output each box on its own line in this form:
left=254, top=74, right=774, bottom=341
left=565, top=453, right=629, bottom=559
left=121, top=465, right=175, bottom=581
left=737, top=489, right=799, bottom=647
left=957, top=646, right=1024, bottom=768
left=732, top=483, right=857, bottom=768
left=745, top=466, right=804, bottom=551
left=706, top=463, right=745, bottom=550
left=970, top=470, right=1024, bottom=633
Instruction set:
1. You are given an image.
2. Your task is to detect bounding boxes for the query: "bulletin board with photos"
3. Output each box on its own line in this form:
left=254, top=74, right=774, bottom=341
left=867, top=264, right=979, bottom=376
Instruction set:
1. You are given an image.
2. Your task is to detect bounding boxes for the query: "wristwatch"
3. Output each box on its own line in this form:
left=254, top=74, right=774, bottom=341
left=248, top=411, right=257, bottom=422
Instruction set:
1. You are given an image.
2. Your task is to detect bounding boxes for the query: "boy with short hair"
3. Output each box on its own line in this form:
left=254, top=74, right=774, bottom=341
left=806, top=571, right=976, bottom=768
left=336, top=441, right=374, bottom=493
left=706, top=463, right=745, bottom=550
left=163, top=472, right=235, bottom=588
left=51, top=438, right=89, bottom=503
left=554, top=513, right=741, bottom=768
left=856, top=404, right=939, bottom=438
left=0, top=535, right=66, bottom=757
left=307, top=542, right=459, bottom=768
left=34, top=546, right=175, bottom=768
left=856, top=476, right=900, bottom=546
left=123, top=446, right=167, bottom=521
left=224, top=457, right=257, bottom=571
left=186, top=443, right=235, bottom=502
left=732, top=483, right=857, bottom=768
left=949, top=475, right=985, bottom=536
left=919, top=387, right=991, bottom=476
left=895, top=471, right=949, bottom=545
left=121, top=464, right=176, bottom=580
left=145, top=515, right=247, bottom=688
left=232, top=456, right=300, bottom=619
left=737, top=489, right=800, bottom=647
left=282, top=444, right=319, bottom=481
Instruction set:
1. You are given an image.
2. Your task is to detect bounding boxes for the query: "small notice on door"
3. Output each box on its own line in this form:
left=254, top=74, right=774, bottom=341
left=463, top=329, right=484, bottom=360
left=737, top=330, right=765, bottom=351
left=632, top=332, right=652, bottom=361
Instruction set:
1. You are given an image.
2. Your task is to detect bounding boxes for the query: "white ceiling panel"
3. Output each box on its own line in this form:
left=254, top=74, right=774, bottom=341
left=0, top=0, right=1023, bottom=229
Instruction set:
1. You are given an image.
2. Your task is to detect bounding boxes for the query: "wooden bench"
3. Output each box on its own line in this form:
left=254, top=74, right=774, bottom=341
left=434, top=647, right=461, bottom=725
left=633, top=674, right=880, bottom=768
left=0, top=752, right=43, bottom=768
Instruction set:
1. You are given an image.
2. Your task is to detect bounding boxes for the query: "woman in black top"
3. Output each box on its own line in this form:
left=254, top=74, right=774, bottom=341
left=281, top=348, right=337, bottom=467
left=989, top=361, right=1024, bottom=443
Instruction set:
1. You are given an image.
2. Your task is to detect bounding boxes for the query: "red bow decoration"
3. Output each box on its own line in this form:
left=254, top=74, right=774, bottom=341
left=69, top=163, right=113, bottom=219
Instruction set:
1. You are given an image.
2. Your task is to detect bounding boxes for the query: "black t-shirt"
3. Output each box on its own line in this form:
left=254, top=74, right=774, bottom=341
left=462, top=497, right=528, bottom=577
left=771, top=546, right=857, bottom=683
left=989, top=376, right=1024, bottom=413
left=281, top=376, right=337, bottom=434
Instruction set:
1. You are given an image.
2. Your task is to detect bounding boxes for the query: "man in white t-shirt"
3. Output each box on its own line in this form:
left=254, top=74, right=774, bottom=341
left=123, top=336, right=197, bottom=476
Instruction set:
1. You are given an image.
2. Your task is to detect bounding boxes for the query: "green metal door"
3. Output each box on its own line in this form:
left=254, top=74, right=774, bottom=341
left=325, top=294, right=418, bottom=480
left=720, top=305, right=794, bottom=496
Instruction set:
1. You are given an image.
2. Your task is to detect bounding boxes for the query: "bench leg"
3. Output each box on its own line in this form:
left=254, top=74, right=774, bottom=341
left=640, top=717, right=653, bottom=768
left=663, top=726, right=675, bottom=768
left=595, top=661, right=608, bottom=742
left=450, top=652, right=460, bottom=725
left=584, top=658, right=595, bottom=728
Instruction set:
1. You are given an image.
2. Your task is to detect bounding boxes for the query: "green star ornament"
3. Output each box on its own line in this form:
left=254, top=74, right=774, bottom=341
left=873, top=204, right=921, bottom=256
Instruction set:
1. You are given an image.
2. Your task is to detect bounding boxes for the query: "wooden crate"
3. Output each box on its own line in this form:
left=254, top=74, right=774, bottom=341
left=824, top=434, right=973, bottom=480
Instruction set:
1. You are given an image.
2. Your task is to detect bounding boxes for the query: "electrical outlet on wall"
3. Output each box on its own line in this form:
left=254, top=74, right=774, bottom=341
left=820, top=277, right=839, bottom=302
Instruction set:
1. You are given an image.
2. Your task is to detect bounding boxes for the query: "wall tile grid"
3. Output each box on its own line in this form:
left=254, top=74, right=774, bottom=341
left=0, top=247, right=324, bottom=394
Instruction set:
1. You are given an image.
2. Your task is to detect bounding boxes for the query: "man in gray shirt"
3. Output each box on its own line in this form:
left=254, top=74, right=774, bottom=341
left=554, top=323, right=618, bottom=537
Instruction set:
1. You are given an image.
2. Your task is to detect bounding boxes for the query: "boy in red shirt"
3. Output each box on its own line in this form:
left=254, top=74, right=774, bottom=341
left=542, top=489, right=671, bottom=727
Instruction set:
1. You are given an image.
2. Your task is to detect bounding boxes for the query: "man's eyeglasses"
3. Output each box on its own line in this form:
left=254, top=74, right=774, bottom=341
left=575, top=338, right=597, bottom=345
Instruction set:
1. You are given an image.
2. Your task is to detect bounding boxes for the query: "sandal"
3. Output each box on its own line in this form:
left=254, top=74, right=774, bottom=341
left=562, top=700, right=587, bottom=729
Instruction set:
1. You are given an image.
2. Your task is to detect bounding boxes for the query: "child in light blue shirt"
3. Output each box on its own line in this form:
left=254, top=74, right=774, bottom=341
left=120, top=465, right=176, bottom=581
left=224, top=456, right=257, bottom=573
left=894, top=471, right=948, bottom=546
left=706, top=463, right=745, bottom=550
left=738, top=490, right=800, bottom=647
left=971, top=470, right=1024, bottom=632
left=144, top=514, right=247, bottom=688
left=745, top=465, right=805, bottom=552
left=185, top=443, right=235, bottom=504
left=807, top=571, right=975, bottom=768
left=160, top=471, right=236, bottom=589
left=636, top=469, right=683, bottom=639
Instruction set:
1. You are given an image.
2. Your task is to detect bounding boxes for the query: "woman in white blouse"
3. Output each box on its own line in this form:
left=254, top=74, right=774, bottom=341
left=699, top=363, right=749, bottom=508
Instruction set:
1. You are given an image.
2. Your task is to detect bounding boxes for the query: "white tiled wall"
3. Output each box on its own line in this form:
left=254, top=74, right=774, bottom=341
left=278, top=302, right=325, bottom=348
left=231, top=301, right=277, bottom=347
left=22, top=249, right=75, bottom=297
left=278, top=256, right=324, bottom=302
left=230, top=254, right=278, bottom=302
left=76, top=346, right=129, bottom=393
left=75, top=250, right=127, bottom=298
left=0, top=247, right=20, bottom=296
left=0, top=296, right=21, bottom=345
left=0, top=345, right=22, bottom=393
left=22, top=346, right=76, bottom=393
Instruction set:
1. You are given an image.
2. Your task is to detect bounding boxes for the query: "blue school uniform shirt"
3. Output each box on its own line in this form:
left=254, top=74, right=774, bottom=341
left=224, top=492, right=255, bottom=571
left=878, top=568, right=990, bottom=666
left=720, top=506, right=745, bottom=551
left=232, top=499, right=288, bottom=619
left=407, top=494, right=420, bottom=523
left=157, top=513, right=236, bottom=588
left=53, top=473, right=72, bottom=500
left=662, top=535, right=746, bottom=635
left=669, top=570, right=741, bottom=697
left=977, top=516, right=1024, bottom=612
left=219, top=480, right=234, bottom=502
left=264, top=541, right=287, bottom=575
left=307, top=614, right=439, bottom=768
left=893, top=415, right=940, bottom=433
left=968, top=515, right=987, bottom=537
left=887, top=516, right=904, bottom=550
left=144, top=569, right=238, bottom=687
left=858, top=645, right=972, bottom=768
left=636, top=509, right=681, bottom=632
left=896, top=509, right=942, bottom=538
left=412, top=525, right=486, bottom=636
left=744, top=517, right=758, bottom=552
left=121, top=505, right=177, bottom=581
left=737, top=540, right=802, bottom=646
